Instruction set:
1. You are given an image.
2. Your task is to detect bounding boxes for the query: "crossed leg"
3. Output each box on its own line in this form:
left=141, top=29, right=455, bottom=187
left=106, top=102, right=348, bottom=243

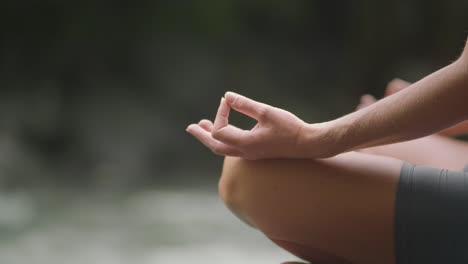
left=219, top=152, right=402, bottom=264
left=218, top=135, right=468, bottom=264
left=359, top=134, right=468, bottom=171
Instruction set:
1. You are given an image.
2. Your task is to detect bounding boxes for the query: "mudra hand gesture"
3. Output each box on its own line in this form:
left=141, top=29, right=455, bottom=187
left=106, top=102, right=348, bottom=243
left=186, top=92, right=330, bottom=160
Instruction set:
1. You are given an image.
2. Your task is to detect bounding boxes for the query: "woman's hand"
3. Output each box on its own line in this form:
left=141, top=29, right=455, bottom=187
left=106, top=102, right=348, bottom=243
left=186, top=92, right=328, bottom=160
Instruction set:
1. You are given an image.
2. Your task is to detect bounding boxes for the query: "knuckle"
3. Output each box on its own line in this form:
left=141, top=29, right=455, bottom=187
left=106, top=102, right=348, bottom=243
left=236, top=97, right=247, bottom=109
left=211, top=129, right=224, bottom=140
left=257, top=106, right=271, bottom=121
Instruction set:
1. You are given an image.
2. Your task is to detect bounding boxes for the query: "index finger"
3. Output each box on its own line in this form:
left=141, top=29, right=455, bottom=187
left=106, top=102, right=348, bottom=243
left=213, top=97, right=230, bottom=132
left=224, top=91, right=271, bottom=122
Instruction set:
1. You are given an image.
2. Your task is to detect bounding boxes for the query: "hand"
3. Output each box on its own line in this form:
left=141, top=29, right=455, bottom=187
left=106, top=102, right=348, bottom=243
left=186, top=92, right=312, bottom=160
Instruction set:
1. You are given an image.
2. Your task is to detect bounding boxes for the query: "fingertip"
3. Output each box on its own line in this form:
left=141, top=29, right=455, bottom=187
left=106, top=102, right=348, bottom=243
left=224, top=91, right=237, bottom=104
left=198, top=119, right=213, bottom=132
left=198, top=119, right=212, bottom=125
left=388, top=78, right=402, bottom=84
left=214, top=95, right=231, bottom=130
left=186, top=124, right=196, bottom=132
left=386, top=78, right=410, bottom=95
left=360, top=94, right=375, bottom=102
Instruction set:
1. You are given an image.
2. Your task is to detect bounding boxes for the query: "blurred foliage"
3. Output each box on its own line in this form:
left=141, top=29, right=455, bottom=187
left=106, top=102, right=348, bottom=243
left=0, top=0, right=466, bottom=189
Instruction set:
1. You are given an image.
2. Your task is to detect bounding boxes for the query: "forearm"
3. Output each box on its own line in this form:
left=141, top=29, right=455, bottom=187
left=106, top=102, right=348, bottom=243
left=304, top=46, right=468, bottom=157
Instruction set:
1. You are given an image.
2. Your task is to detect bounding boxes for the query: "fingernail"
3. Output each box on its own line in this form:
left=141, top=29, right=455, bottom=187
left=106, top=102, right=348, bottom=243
left=224, top=91, right=235, bottom=103
left=186, top=124, right=194, bottom=132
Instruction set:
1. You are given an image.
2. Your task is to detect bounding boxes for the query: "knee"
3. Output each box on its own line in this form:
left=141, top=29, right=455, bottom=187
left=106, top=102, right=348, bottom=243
left=218, top=157, right=246, bottom=216
left=218, top=156, right=257, bottom=227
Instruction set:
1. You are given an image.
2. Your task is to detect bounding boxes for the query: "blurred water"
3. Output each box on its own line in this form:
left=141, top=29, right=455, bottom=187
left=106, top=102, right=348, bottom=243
left=0, top=189, right=300, bottom=264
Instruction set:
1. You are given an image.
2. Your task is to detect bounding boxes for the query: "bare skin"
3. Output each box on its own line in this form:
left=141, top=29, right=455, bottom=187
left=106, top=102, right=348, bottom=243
left=357, top=78, right=468, bottom=171
left=357, top=78, right=468, bottom=137
left=212, top=124, right=468, bottom=264
left=220, top=152, right=401, bottom=264
left=322, top=55, right=468, bottom=155
left=186, top=39, right=468, bottom=263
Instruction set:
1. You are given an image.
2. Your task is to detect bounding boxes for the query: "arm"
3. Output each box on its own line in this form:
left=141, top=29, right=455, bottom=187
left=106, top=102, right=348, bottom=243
left=307, top=47, right=468, bottom=157
left=358, top=78, right=468, bottom=137
left=187, top=41, right=468, bottom=160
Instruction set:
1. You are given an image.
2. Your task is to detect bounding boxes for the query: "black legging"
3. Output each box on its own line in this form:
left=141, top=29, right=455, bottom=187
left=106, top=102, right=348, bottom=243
left=395, top=163, right=468, bottom=264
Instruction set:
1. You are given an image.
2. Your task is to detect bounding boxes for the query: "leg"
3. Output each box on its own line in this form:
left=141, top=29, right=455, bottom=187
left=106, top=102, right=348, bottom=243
left=219, top=152, right=403, bottom=264
left=360, top=135, right=468, bottom=171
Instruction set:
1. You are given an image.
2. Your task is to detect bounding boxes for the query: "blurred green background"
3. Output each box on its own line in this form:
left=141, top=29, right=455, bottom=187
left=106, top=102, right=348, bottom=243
left=0, top=1, right=467, bottom=263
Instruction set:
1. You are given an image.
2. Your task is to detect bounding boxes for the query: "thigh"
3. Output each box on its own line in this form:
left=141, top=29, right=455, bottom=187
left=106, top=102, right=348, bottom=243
left=360, top=135, right=468, bottom=171
left=220, top=152, right=403, bottom=264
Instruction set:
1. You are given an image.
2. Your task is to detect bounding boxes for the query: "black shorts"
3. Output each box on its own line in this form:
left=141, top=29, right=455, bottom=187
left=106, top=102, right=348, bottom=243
left=395, top=163, right=468, bottom=264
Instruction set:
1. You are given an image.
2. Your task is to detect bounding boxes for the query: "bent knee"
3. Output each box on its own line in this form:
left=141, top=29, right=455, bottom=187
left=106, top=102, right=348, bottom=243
left=218, top=156, right=259, bottom=227
left=218, top=157, right=240, bottom=206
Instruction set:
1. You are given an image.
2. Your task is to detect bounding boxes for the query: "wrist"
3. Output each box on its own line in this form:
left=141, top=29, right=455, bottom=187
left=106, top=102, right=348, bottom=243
left=323, top=119, right=354, bottom=155
left=297, top=120, right=348, bottom=159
